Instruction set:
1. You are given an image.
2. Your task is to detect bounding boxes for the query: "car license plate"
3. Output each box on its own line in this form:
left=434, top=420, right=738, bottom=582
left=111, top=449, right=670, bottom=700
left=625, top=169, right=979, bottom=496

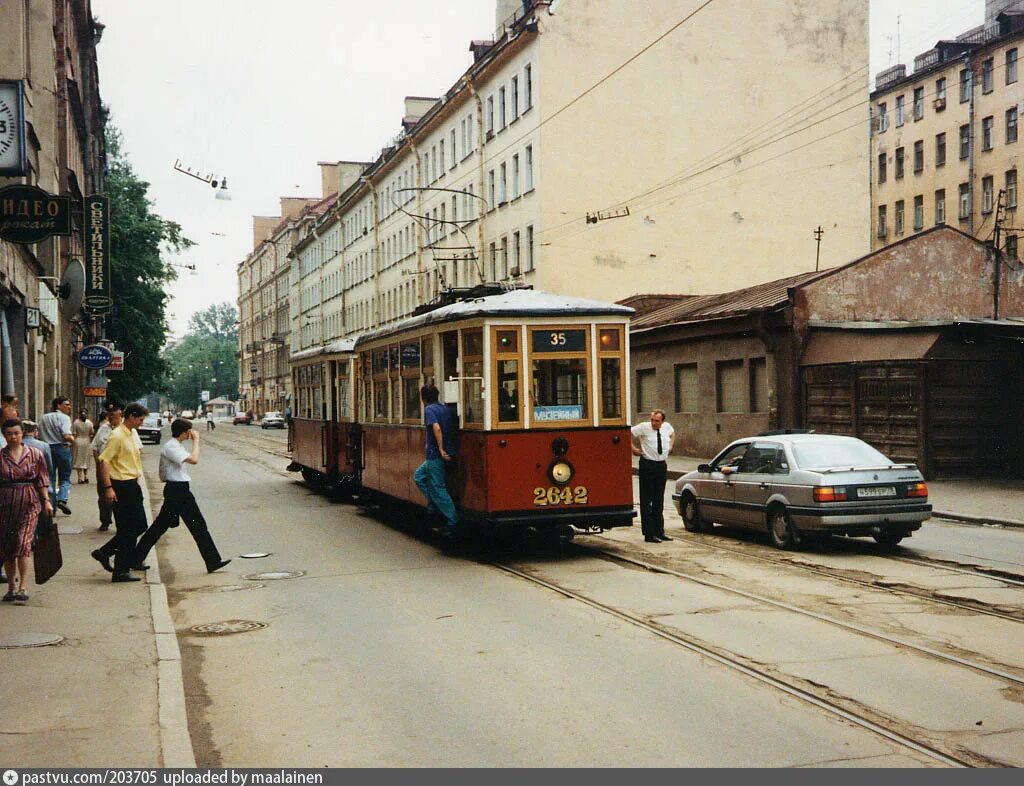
left=858, top=486, right=896, bottom=498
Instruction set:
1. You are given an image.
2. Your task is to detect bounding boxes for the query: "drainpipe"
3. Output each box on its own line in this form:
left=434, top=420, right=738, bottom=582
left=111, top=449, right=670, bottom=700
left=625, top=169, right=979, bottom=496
left=409, top=141, right=424, bottom=305
left=967, top=53, right=976, bottom=236
left=468, top=77, right=486, bottom=284
left=362, top=176, right=382, bottom=326
left=0, top=310, right=14, bottom=396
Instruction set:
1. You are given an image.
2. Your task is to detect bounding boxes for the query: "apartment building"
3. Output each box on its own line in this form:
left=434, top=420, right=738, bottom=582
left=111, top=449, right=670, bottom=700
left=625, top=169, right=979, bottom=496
left=291, top=0, right=870, bottom=347
left=871, top=2, right=1024, bottom=255
left=1, top=0, right=105, bottom=416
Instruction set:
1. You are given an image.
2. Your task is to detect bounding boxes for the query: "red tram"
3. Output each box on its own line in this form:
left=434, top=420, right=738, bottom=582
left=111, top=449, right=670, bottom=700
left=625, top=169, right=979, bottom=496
left=287, top=289, right=636, bottom=538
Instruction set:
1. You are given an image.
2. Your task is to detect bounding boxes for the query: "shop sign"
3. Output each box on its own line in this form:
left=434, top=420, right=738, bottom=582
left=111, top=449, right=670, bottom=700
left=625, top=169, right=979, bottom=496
left=77, top=344, right=114, bottom=370
left=0, top=184, right=72, bottom=243
left=84, top=194, right=112, bottom=313
left=106, top=351, right=124, bottom=372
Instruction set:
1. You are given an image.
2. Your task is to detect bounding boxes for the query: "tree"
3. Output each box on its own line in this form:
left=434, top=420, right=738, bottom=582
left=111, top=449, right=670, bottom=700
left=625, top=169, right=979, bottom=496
left=162, top=303, right=239, bottom=409
left=103, top=122, right=192, bottom=403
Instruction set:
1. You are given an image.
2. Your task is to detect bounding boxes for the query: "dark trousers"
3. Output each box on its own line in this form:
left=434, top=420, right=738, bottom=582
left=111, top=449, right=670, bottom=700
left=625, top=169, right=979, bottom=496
left=134, top=481, right=222, bottom=569
left=638, top=457, right=668, bottom=537
left=95, top=459, right=112, bottom=526
left=99, top=478, right=147, bottom=575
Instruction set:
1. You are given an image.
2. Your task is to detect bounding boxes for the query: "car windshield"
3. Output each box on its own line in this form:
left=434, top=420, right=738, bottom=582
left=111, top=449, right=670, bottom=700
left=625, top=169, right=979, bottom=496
left=266, top=412, right=281, bottom=418
left=143, top=416, right=159, bottom=426
left=791, top=439, right=892, bottom=470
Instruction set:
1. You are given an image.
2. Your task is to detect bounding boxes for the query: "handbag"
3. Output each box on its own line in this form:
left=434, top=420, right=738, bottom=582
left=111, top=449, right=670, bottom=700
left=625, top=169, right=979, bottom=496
left=33, top=511, right=63, bottom=584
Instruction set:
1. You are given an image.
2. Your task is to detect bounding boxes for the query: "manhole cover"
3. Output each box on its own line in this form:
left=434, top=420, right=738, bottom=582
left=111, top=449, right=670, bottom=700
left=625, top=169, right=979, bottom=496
left=0, top=633, right=64, bottom=649
left=57, top=525, right=83, bottom=535
left=244, top=570, right=305, bottom=581
left=239, top=552, right=272, bottom=559
left=189, top=620, right=267, bottom=635
left=199, top=583, right=266, bottom=593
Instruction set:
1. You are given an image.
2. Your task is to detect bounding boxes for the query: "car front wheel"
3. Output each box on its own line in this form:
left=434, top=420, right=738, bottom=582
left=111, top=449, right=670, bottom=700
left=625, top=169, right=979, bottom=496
left=681, top=493, right=711, bottom=533
left=767, top=507, right=801, bottom=550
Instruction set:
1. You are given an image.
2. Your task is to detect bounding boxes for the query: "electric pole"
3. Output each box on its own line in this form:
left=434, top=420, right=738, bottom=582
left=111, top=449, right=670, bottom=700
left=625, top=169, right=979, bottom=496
left=813, top=226, right=824, bottom=272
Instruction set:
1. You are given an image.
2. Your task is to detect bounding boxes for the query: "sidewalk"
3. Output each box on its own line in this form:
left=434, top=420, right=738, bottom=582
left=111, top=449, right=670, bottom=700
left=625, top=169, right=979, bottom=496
left=634, top=455, right=1024, bottom=529
left=0, top=474, right=194, bottom=767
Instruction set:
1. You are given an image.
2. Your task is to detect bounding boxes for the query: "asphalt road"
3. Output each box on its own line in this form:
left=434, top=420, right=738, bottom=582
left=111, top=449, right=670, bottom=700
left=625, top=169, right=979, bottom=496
left=143, top=427, right=960, bottom=767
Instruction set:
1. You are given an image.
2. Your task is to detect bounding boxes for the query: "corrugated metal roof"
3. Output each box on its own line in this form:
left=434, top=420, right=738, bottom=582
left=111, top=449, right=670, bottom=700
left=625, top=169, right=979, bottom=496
left=631, top=270, right=828, bottom=331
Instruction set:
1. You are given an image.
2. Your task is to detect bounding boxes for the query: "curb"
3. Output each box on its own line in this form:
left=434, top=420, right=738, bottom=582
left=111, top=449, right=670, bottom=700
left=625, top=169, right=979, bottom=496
left=140, top=476, right=196, bottom=768
left=632, top=467, right=1024, bottom=531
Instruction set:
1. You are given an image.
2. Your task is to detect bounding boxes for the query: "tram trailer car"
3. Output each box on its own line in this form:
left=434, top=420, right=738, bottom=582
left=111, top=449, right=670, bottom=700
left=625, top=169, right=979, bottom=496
left=288, top=290, right=637, bottom=538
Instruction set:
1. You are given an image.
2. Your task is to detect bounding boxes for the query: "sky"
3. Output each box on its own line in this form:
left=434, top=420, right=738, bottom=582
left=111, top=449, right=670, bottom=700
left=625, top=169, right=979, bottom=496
left=91, top=0, right=987, bottom=340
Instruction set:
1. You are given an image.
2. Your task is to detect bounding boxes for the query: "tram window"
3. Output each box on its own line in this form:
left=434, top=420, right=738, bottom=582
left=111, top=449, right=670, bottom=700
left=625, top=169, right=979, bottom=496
left=389, top=345, right=400, bottom=369
left=463, top=360, right=484, bottom=423
left=421, top=336, right=434, bottom=370
left=374, top=381, right=389, bottom=420
left=601, top=357, right=622, bottom=419
left=599, top=329, right=620, bottom=352
left=401, top=343, right=420, bottom=368
left=373, top=350, right=388, bottom=374
left=463, top=330, right=483, bottom=357
left=441, top=332, right=459, bottom=382
left=391, top=381, right=401, bottom=423
left=313, top=388, right=323, bottom=420
left=496, top=330, right=518, bottom=353
left=532, top=358, right=588, bottom=422
left=403, top=377, right=421, bottom=420
left=337, top=376, right=351, bottom=420
left=497, top=359, right=520, bottom=423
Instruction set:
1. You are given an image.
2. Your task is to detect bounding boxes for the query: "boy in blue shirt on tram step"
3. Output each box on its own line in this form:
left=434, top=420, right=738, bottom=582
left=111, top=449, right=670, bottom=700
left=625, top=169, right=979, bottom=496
left=413, top=384, right=460, bottom=535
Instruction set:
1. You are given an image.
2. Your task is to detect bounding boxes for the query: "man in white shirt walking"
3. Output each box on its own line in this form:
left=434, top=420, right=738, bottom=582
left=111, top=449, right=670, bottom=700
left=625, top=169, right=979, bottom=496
left=631, top=409, right=675, bottom=543
left=131, top=418, right=230, bottom=573
left=38, top=396, right=75, bottom=515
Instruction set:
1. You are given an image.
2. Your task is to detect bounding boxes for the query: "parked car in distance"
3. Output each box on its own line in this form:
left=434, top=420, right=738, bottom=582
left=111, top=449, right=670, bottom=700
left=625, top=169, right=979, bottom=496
left=137, top=414, right=163, bottom=444
left=672, top=433, right=931, bottom=550
left=261, top=411, right=285, bottom=429
left=233, top=412, right=253, bottom=425
left=180, top=410, right=195, bottom=419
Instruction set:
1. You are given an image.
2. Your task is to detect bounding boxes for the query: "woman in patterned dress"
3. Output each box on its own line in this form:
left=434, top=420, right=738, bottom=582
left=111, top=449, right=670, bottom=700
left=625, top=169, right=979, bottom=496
left=1, top=418, right=53, bottom=603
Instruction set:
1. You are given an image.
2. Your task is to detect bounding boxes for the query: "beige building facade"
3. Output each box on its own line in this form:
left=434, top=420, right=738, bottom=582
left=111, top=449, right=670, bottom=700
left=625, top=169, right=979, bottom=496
left=290, top=0, right=870, bottom=347
left=1, top=0, right=105, bottom=418
left=871, top=3, right=1024, bottom=256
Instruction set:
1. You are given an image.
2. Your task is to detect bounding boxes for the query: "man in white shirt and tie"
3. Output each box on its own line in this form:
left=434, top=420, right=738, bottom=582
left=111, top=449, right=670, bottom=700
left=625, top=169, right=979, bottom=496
left=631, top=409, right=675, bottom=543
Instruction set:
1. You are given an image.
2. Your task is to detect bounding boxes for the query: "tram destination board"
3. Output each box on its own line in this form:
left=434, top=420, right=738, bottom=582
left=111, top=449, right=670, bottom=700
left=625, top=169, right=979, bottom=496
left=532, top=329, right=587, bottom=353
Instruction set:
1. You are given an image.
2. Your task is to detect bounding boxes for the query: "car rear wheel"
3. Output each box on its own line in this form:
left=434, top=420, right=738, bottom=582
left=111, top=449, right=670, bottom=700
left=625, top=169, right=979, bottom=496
left=872, top=531, right=904, bottom=548
left=767, top=507, right=801, bottom=550
left=681, top=494, right=711, bottom=533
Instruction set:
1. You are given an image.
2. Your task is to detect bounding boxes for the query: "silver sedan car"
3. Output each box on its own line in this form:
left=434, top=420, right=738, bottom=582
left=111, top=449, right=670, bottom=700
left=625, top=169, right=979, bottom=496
left=672, top=433, right=932, bottom=549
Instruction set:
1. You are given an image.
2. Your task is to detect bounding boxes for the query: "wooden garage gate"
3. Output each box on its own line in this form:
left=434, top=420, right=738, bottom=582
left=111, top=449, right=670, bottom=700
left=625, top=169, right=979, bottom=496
left=804, top=360, right=1007, bottom=478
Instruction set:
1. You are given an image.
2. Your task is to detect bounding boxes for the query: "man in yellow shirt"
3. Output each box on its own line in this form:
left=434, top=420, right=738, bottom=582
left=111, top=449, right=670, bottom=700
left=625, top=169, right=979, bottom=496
left=92, top=403, right=149, bottom=583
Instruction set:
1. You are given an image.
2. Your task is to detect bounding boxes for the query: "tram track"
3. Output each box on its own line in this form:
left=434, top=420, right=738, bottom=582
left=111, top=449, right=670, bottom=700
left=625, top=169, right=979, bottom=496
left=490, top=560, right=985, bottom=768
left=604, top=530, right=1024, bottom=625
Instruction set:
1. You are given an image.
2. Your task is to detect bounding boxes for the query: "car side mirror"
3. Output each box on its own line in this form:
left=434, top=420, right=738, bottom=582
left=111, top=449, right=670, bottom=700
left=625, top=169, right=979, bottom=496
left=697, top=463, right=712, bottom=473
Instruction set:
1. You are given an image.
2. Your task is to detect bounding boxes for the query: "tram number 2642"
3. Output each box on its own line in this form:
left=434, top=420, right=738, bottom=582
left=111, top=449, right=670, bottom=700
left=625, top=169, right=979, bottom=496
left=533, top=486, right=589, bottom=506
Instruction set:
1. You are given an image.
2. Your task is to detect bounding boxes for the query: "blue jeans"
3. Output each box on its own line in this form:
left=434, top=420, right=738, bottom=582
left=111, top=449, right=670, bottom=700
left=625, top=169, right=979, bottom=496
left=49, top=444, right=72, bottom=505
left=413, top=458, right=458, bottom=528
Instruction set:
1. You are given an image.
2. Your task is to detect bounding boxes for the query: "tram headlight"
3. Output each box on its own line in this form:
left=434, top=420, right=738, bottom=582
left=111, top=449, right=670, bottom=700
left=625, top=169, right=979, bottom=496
left=549, top=460, right=574, bottom=486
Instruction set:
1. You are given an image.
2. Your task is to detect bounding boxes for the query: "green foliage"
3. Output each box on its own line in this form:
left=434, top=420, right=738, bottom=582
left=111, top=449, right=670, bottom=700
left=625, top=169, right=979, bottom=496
left=103, top=122, right=192, bottom=404
left=162, top=303, right=239, bottom=410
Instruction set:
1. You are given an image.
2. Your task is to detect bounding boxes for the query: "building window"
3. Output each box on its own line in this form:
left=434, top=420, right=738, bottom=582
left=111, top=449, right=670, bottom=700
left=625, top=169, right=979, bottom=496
left=960, top=68, right=972, bottom=103
left=935, top=189, right=946, bottom=225
left=1008, top=107, right=1019, bottom=144
left=1009, top=48, right=1019, bottom=84
left=960, top=124, right=971, bottom=159
left=983, top=116, right=994, bottom=150
left=524, top=63, right=532, bottom=109
left=488, top=241, right=497, bottom=280
left=715, top=360, right=745, bottom=413
left=914, top=140, right=924, bottom=172
left=895, top=95, right=905, bottom=127
left=511, top=75, right=519, bottom=120
left=895, top=147, right=905, bottom=179
left=1008, top=169, right=1018, bottom=208
left=749, top=358, right=768, bottom=414
left=983, top=57, right=994, bottom=93
left=500, top=235, right=509, bottom=278
left=913, top=195, right=924, bottom=230
left=449, top=129, right=457, bottom=169
left=1007, top=234, right=1019, bottom=259
left=512, top=153, right=520, bottom=198
left=512, top=230, right=521, bottom=274
left=913, top=86, right=925, bottom=120
left=499, top=162, right=507, bottom=204
left=936, top=132, right=946, bottom=167
left=526, top=225, right=534, bottom=271
left=486, top=95, right=494, bottom=137
left=466, top=112, right=474, bottom=152
left=674, top=363, right=699, bottom=413
left=636, top=369, right=657, bottom=414
left=439, top=139, right=445, bottom=173
left=878, top=152, right=887, bottom=184
left=488, top=169, right=496, bottom=209
left=959, top=183, right=970, bottom=220
left=936, top=77, right=947, bottom=106
left=877, top=101, right=888, bottom=132
left=895, top=200, right=905, bottom=235
left=877, top=205, right=887, bottom=237
left=525, top=144, right=534, bottom=191
left=498, top=86, right=506, bottom=130
left=983, top=175, right=995, bottom=214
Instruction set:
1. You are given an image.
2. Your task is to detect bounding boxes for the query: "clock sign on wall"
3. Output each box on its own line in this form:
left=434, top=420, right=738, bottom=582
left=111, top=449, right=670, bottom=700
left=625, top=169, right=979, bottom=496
left=0, top=80, right=28, bottom=176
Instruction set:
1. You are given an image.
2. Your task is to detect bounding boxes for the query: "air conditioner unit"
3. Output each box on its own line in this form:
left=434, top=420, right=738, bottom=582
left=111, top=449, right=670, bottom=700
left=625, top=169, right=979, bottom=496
left=933, top=97, right=947, bottom=110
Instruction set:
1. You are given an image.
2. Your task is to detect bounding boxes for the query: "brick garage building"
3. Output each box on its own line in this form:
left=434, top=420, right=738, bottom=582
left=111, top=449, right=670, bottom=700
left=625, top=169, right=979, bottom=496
left=628, top=226, right=1024, bottom=477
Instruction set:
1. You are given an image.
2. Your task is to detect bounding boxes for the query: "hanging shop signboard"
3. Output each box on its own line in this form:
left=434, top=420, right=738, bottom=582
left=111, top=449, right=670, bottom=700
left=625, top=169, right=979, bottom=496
left=83, top=194, right=113, bottom=313
left=77, top=344, right=114, bottom=370
left=0, top=184, right=72, bottom=243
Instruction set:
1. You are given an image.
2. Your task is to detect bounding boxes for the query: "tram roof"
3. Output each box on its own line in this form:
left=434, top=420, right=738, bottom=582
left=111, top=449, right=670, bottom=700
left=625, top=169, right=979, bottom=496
left=291, top=337, right=358, bottom=363
left=355, top=289, right=634, bottom=346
